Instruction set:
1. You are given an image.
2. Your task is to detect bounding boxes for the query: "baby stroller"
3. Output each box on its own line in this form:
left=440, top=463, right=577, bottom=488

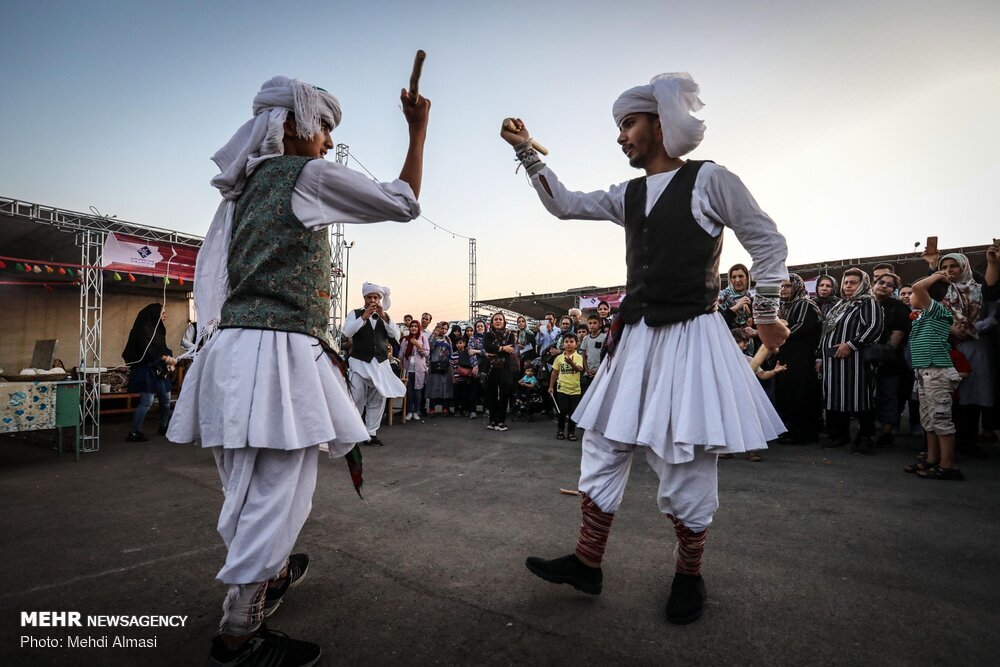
left=511, top=382, right=548, bottom=422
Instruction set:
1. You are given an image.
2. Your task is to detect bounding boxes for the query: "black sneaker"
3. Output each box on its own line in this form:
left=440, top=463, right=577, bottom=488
left=525, top=553, right=602, bottom=595
left=264, top=554, right=310, bottom=618
left=666, top=572, right=707, bottom=625
left=875, top=433, right=894, bottom=448
left=125, top=431, right=149, bottom=442
left=366, top=436, right=384, bottom=447
left=208, top=625, right=321, bottom=666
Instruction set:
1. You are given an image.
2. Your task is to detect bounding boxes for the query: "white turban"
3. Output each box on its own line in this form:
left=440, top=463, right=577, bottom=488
left=362, top=282, right=391, bottom=310
left=611, top=72, right=705, bottom=158
left=189, top=76, right=343, bottom=358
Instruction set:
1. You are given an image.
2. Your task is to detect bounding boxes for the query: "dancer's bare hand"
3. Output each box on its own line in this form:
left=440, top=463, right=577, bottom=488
left=501, top=118, right=530, bottom=146
left=401, top=89, right=431, bottom=134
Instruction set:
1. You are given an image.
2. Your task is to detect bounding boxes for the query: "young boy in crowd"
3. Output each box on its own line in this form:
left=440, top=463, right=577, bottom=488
left=549, top=334, right=584, bottom=441
left=905, top=269, right=965, bottom=480
left=579, top=314, right=607, bottom=393
left=519, top=366, right=539, bottom=391
left=729, top=329, right=786, bottom=461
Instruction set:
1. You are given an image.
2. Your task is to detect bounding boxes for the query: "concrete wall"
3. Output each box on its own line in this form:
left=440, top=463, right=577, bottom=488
left=0, top=286, right=190, bottom=373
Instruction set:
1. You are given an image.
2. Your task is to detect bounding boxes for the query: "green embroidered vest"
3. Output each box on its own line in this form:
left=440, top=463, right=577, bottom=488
left=219, top=156, right=333, bottom=348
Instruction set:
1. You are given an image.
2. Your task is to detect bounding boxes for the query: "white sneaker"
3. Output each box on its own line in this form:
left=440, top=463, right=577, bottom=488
left=486, top=423, right=496, bottom=430
left=412, top=413, right=421, bottom=421
left=404, top=413, right=412, bottom=422
left=468, top=412, right=477, bottom=420
left=495, top=424, right=509, bottom=432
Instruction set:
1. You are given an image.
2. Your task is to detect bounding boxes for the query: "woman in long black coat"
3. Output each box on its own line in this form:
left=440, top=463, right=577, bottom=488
left=122, top=303, right=176, bottom=442
left=774, top=274, right=823, bottom=444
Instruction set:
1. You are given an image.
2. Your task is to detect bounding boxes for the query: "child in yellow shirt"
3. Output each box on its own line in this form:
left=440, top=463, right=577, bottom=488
left=549, top=334, right=584, bottom=441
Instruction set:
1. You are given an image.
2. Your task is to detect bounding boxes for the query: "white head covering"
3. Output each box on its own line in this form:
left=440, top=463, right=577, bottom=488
left=362, top=282, right=391, bottom=310
left=185, top=76, right=342, bottom=358
left=611, top=72, right=705, bottom=158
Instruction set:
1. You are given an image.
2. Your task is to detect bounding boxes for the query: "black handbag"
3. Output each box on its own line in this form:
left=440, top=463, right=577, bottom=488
left=862, top=343, right=895, bottom=363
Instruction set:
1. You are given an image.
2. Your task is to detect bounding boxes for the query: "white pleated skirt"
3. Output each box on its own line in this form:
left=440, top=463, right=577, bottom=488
left=573, top=313, right=785, bottom=464
left=167, top=329, right=369, bottom=455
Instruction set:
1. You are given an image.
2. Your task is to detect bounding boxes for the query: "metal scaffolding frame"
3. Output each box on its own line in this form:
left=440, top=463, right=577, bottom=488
left=76, top=229, right=104, bottom=452
left=327, top=144, right=349, bottom=349
left=2, top=196, right=204, bottom=453
left=468, top=238, right=477, bottom=322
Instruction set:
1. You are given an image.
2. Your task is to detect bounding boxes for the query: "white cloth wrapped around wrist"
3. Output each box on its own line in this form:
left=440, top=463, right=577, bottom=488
left=514, top=141, right=545, bottom=176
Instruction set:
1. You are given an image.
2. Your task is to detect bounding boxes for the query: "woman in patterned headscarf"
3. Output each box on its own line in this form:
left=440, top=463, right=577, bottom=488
left=939, top=253, right=992, bottom=458
left=820, top=268, right=884, bottom=453
left=774, top=274, right=824, bottom=444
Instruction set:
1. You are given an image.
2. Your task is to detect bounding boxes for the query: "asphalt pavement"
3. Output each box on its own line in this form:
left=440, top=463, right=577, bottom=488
left=2, top=410, right=999, bottom=666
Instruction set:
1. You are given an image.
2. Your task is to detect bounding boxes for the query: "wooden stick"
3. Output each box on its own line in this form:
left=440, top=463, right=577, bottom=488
left=408, top=50, right=426, bottom=102
left=503, top=118, right=549, bottom=156
left=559, top=488, right=582, bottom=496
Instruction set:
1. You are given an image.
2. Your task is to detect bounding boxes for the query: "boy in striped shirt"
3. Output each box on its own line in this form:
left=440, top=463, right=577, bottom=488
left=907, top=270, right=964, bottom=480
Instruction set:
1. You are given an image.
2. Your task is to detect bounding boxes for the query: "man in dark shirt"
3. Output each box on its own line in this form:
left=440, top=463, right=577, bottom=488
left=872, top=273, right=912, bottom=447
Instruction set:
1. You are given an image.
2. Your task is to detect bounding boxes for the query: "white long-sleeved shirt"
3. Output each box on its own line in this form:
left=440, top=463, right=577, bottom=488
left=529, top=162, right=788, bottom=288
left=287, top=158, right=420, bottom=229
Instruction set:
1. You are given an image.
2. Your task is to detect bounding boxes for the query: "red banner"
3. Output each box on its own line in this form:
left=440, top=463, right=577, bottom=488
left=102, top=233, right=198, bottom=282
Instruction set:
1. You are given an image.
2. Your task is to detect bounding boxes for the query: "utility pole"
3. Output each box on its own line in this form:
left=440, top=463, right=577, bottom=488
left=469, top=237, right=477, bottom=322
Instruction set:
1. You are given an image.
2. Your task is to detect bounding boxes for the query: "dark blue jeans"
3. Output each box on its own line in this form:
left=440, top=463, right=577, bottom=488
left=406, top=372, right=424, bottom=415
left=130, top=379, right=172, bottom=433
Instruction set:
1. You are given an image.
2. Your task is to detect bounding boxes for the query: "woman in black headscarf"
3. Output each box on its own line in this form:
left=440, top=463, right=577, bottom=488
left=483, top=312, right=519, bottom=431
left=774, top=273, right=824, bottom=444
left=814, top=275, right=839, bottom=319
left=122, top=303, right=176, bottom=442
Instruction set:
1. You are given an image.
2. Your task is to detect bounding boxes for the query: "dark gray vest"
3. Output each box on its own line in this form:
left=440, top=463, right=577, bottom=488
left=618, top=160, right=722, bottom=327
left=350, top=309, right=390, bottom=363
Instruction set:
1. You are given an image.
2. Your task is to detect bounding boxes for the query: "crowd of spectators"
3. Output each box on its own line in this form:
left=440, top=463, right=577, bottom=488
left=355, top=242, right=999, bottom=481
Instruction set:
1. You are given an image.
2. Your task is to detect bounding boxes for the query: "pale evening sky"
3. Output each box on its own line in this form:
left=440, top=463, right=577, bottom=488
left=1, top=0, right=996, bottom=320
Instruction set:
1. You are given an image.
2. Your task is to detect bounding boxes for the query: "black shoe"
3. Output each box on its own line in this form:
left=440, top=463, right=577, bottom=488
left=875, top=433, right=894, bottom=448
left=208, top=624, right=321, bottom=666
left=525, top=553, right=602, bottom=595
left=666, top=572, right=707, bottom=625
left=366, top=436, right=384, bottom=447
left=822, top=437, right=849, bottom=449
left=158, top=425, right=169, bottom=436
left=264, top=554, right=310, bottom=618
left=125, top=431, right=149, bottom=442
left=853, top=436, right=875, bottom=455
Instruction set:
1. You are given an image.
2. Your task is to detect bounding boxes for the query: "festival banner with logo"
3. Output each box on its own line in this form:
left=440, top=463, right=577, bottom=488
left=578, top=292, right=626, bottom=310
left=102, top=233, right=198, bottom=282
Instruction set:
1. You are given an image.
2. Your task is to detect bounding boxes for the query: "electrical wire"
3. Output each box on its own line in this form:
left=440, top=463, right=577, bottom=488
left=344, top=148, right=473, bottom=240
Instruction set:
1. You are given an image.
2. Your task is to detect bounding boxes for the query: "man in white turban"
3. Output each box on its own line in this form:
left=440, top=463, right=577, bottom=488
left=343, top=282, right=406, bottom=445
left=501, top=73, right=789, bottom=625
left=167, top=75, right=430, bottom=664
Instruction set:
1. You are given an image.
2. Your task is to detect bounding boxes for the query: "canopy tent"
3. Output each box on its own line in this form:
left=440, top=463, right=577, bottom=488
left=1, top=196, right=203, bottom=454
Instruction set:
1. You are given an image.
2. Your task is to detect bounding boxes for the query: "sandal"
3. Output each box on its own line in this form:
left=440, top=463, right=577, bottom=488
left=568, top=433, right=578, bottom=441
left=904, top=460, right=937, bottom=474
left=556, top=432, right=566, bottom=440
left=917, top=465, right=965, bottom=481
left=746, top=451, right=762, bottom=462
